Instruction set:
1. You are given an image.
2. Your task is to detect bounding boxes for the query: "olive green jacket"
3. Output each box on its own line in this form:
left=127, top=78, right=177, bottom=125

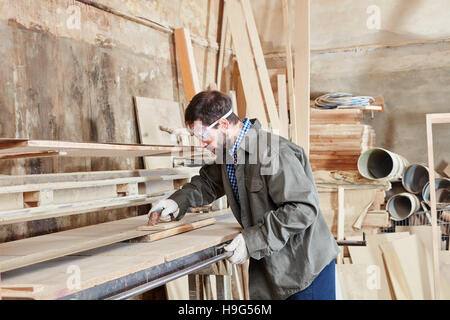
left=169, top=119, right=339, bottom=300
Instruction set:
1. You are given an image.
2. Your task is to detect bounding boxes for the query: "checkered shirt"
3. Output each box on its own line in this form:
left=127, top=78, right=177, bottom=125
left=226, top=118, right=252, bottom=204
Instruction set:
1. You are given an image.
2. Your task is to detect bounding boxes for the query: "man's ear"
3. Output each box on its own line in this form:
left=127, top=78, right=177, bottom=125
left=217, top=118, right=229, bottom=131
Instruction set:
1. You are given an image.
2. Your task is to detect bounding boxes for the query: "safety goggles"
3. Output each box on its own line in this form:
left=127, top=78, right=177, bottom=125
left=189, top=109, right=232, bottom=141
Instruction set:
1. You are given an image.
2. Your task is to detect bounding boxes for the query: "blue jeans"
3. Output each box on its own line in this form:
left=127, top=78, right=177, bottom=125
left=287, top=259, right=336, bottom=300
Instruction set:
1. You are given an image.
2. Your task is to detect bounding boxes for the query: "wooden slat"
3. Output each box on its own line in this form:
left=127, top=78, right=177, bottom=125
left=0, top=192, right=171, bottom=225
left=292, top=0, right=310, bottom=152
left=227, top=0, right=268, bottom=129
left=240, top=0, right=280, bottom=130
left=134, top=218, right=216, bottom=242
left=174, top=28, right=201, bottom=103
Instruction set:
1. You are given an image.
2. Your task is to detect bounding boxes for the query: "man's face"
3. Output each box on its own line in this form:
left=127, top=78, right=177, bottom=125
left=189, top=119, right=228, bottom=153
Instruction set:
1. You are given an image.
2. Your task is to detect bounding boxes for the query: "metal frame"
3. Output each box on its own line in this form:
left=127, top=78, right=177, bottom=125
left=59, top=243, right=231, bottom=300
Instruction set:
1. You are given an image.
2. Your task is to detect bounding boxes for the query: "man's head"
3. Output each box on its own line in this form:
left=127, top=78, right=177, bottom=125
left=185, top=90, right=242, bottom=153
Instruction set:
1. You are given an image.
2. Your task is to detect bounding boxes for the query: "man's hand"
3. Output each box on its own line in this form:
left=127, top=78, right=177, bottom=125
left=224, top=234, right=249, bottom=264
left=148, top=199, right=179, bottom=224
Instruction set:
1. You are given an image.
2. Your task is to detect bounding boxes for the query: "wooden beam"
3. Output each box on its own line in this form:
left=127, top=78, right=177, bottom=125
left=425, top=113, right=450, bottom=300
left=277, top=74, right=289, bottom=139
left=174, top=28, right=201, bottom=104
left=292, top=0, right=310, bottom=153
left=240, top=0, right=280, bottom=130
left=227, top=0, right=268, bottom=129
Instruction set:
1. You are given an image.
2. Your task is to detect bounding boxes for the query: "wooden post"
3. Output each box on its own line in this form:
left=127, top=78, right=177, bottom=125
left=293, top=0, right=310, bottom=153
left=337, top=187, right=345, bottom=264
left=425, top=113, right=450, bottom=299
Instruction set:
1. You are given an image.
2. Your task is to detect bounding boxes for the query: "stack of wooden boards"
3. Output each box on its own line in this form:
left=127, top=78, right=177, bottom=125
left=0, top=167, right=199, bottom=225
left=314, top=171, right=391, bottom=240
left=0, top=211, right=244, bottom=300
left=339, top=226, right=450, bottom=300
left=309, top=108, right=376, bottom=172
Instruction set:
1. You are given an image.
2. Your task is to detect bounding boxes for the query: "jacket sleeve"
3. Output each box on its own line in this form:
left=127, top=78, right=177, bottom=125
left=241, top=146, right=320, bottom=260
left=168, top=163, right=225, bottom=220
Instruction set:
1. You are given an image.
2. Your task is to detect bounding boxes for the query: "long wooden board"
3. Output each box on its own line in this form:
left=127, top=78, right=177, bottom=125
left=227, top=0, right=268, bottom=129
left=0, top=139, right=204, bottom=159
left=174, top=28, right=201, bottom=103
left=240, top=0, right=280, bottom=130
left=135, top=218, right=216, bottom=242
left=0, top=210, right=232, bottom=273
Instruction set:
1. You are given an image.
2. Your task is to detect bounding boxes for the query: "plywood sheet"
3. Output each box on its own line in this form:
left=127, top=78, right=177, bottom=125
left=337, top=264, right=380, bottom=300
left=134, top=96, right=184, bottom=169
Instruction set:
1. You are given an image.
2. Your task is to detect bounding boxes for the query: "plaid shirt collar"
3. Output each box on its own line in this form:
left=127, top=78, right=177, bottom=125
left=229, top=118, right=252, bottom=156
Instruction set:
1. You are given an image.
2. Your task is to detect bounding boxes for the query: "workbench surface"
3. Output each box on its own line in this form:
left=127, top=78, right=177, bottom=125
left=1, top=216, right=241, bottom=299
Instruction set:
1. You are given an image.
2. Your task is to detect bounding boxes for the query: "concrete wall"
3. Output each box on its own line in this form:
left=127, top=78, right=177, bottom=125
left=253, top=0, right=450, bottom=52
left=0, top=0, right=227, bottom=241
left=256, top=0, right=450, bottom=172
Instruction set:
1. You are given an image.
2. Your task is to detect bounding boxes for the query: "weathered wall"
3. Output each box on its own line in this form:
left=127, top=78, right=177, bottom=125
left=256, top=0, right=450, bottom=172
left=253, top=0, right=450, bottom=52
left=0, top=0, right=226, bottom=241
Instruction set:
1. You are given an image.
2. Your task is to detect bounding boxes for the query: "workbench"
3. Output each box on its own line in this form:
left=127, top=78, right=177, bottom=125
left=0, top=214, right=241, bottom=300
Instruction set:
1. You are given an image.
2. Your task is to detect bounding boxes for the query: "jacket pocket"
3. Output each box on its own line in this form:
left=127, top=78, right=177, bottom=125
left=248, top=178, right=264, bottom=192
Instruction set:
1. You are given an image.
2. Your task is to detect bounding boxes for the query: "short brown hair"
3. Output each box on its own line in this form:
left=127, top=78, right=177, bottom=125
left=185, top=90, right=240, bottom=126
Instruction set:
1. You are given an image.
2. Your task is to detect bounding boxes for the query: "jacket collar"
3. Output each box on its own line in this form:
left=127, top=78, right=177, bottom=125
left=237, top=118, right=261, bottom=155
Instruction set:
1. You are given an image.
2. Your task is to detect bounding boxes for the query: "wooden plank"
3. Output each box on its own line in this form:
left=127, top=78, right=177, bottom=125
left=292, top=0, right=310, bottom=153
left=380, top=235, right=434, bottom=300
left=0, top=192, right=171, bottom=225
left=137, top=215, right=216, bottom=231
left=281, top=0, right=295, bottom=129
left=443, top=163, right=450, bottom=178
left=240, top=0, right=280, bottom=130
left=227, top=0, right=268, bottom=129
left=277, top=74, right=290, bottom=139
left=347, top=232, right=410, bottom=300
left=0, top=167, right=200, bottom=187
left=337, top=264, right=380, bottom=300
left=0, top=139, right=204, bottom=159
left=134, top=96, right=185, bottom=169
left=174, top=28, right=201, bottom=103
left=0, top=210, right=230, bottom=273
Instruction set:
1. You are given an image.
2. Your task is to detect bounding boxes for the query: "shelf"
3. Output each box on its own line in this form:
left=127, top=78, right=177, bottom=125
left=0, top=138, right=207, bottom=160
